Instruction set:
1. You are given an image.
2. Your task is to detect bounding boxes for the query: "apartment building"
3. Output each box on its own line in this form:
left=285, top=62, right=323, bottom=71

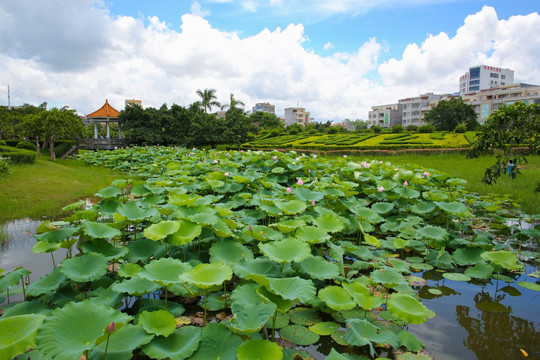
left=284, top=107, right=311, bottom=126
left=399, top=93, right=443, bottom=127
left=459, top=65, right=514, bottom=94
left=251, top=102, right=275, bottom=114
left=368, top=103, right=402, bottom=128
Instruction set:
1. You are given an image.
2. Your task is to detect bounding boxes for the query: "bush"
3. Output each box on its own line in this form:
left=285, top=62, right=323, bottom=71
left=454, top=123, right=467, bottom=133
left=418, top=124, right=435, bottom=133
left=16, top=140, right=36, bottom=151
left=406, top=125, right=418, bottom=132
left=391, top=125, right=404, bottom=133
left=371, top=126, right=382, bottom=134
left=0, top=146, right=36, bottom=164
left=0, top=140, right=6, bottom=146
left=0, top=156, right=9, bottom=175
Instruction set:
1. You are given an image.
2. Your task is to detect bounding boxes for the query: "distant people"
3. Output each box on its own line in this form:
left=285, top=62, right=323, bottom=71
left=507, top=159, right=515, bottom=177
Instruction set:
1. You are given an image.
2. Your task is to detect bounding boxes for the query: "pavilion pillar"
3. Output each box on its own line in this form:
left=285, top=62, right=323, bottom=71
left=106, top=121, right=110, bottom=139
left=93, top=121, right=98, bottom=139
left=118, top=122, right=122, bottom=139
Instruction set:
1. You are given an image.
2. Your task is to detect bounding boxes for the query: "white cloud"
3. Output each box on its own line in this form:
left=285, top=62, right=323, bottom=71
left=190, top=1, right=210, bottom=17
left=0, top=2, right=539, bottom=122
left=324, top=42, right=335, bottom=50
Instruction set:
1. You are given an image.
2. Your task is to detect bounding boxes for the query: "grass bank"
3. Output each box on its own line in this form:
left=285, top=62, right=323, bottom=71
left=346, top=152, right=540, bottom=215
left=0, top=155, right=126, bottom=222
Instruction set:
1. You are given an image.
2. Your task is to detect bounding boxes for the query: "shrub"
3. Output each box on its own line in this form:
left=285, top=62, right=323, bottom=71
left=0, top=146, right=36, bottom=164
left=371, top=126, right=382, bottom=134
left=16, top=140, right=36, bottom=151
left=0, top=156, right=9, bottom=175
left=0, top=140, right=6, bottom=146
left=406, top=125, right=418, bottom=132
left=418, top=124, right=435, bottom=133
left=391, top=125, right=404, bottom=133
left=454, top=123, right=467, bottom=133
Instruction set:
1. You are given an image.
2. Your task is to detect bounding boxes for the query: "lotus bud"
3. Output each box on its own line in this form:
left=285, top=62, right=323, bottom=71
left=378, top=186, right=384, bottom=192
left=313, top=154, right=317, bottom=159
left=424, top=171, right=430, bottom=177
left=286, top=187, right=292, bottom=193
left=297, top=178, right=304, bottom=185
left=249, top=225, right=253, bottom=231
left=272, top=155, right=278, bottom=160
left=107, top=322, right=115, bottom=333
left=308, top=169, right=311, bottom=173
left=224, top=172, right=229, bottom=177
left=403, top=181, right=408, bottom=187
left=312, top=200, right=316, bottom=206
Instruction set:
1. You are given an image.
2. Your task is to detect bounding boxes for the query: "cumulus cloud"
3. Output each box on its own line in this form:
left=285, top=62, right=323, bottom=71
left=0, top=2, right=539, bottom=121
left=324, top=42, right=335, bottom=50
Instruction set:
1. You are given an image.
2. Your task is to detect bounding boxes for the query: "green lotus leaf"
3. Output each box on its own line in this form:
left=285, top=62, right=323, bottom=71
left=143, top=220, right=180, bottom=241
left=26, top=267, right=66, bottom=297
left=169, top=219, right=202, bottom=245
left=1, top=301, right=51, bottom=318
left=111, top=276, right=161, bottom=296
left=427, top=288, right=443, bottom=295
left=89, top=323, right=154, bottom=360
left=229, top=302, right=277, bottom=333
left=117, top=201, right=159, bottom=221
left=81, top=238, right=129, bottom=260
left=279, top=324, right=320, bottom=346
left=266, top=312, right=290, bottom=329
left=87, top=287, right=124, bottom=308
left=293, top=187, right=325, bottom=202
left=480, top=250, right=522, bottom=271
left=289, top=307, right=321, bottom=326
left=275, top=200, right=307, bottom=215
left=207, top=179, right=225, bottom=188
left=244, top=225, right=283, bottom=242
left=237, top=339, right=283, bottom=360
left=318, top=286, right=356, bottom=311
left=453, top=247, right=486, bottom=266
left=516, top=281, right=540, bottom=291
left=342, top=281, right=383, bottom=310
left=95, top=185, right=123, bottom=198
left=371, top=202, right=395, bottom=214
left=211, top=220, right=233, bottom=237
left=138, top=310, right=177, bottom=337
left=325, top=348, right=349, bottom=360
left=331, top=331, right=349, bottom=346
left=295, top=226, right=331, bottom=244
left=313, top=213, right=345, bottom=233
left=59, top=252, right=108, bottom=282
left=416, top=225, right=448, bottom=241
left=411, top=201, right=437, bottom=215
left=127, top=238, right=166, bottom=263
left=131, top=183, right=151, bottom=196
left=139, top=258, right=192, bottom=287
left=200, top=291, right=227, bottom=311
left=233, top=258, right=281, bottom=279
left=209, top=239, right=254, bottom=265
left=82, top=221, right=122, bottom=239
left=34, top=226, right=79, bottom=243
left=309, top=321, right=339, bottom=336
left=180, top=263, right=233, bottom=289
left=394, top=350, right=434, bottom=360
left=350, top=206, right=383, bottom=223
left=37, top=300, right=132, bottom=360
left=442, top=272, right=471, bottom=282
left=293, top=255, right=340, bottom=280
left=0, top=314, right=46, bottom=360
left=436, top=201, right=470, bottom=217
left=189, top=323, right=243, bottom=360
left=345, top=319, right=399, bottom=358
left=259, top=238, right=311, bottom=264
left=142, top=326, right=201, bottom=359
left=370, top=267, right=404, bottom=288
left=394, top=187, right=420, bottom=199
left=274, top=218, right=306, bottom=234
left=32, top=240, right=61, bottom=254
left=398, top=330, right=424, bottom=352
left=168, top=193, right=201, bottom=207
left=267, top=277, right=316, bottom=303
left=230, top=283, right=263, bottom=308
left=387, top=293, right=429, bottom=324
left=388, top=258, right=411, bottom=273
left=118, top=263, right=142, bottom=278
left=256, top=285, right=294, bottom=313
left=99, top=199, right=122, bottom=215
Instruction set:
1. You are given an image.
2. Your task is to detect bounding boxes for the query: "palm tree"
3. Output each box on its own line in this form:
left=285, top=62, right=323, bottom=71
left=221, top=93, right=245, bottom=111
left=196, top=88, right=220, bottom=113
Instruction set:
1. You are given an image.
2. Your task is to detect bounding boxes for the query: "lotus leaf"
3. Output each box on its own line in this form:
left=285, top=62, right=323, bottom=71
left=189, top=323, right=243, bottom=360
left=371, top=202, right=395, bottom=214
left=293, top=255, right=340, bottom=280
left=118, top=263, right=142, bottom=278
left=209, top=239, right=254, bottom=265
left=275, top=200, right=308, bottom=215
left=480, top=250, right=522, bottom=271
left=516, top=281, right=540, bottom=291
left=289, top=307, right=321, bottom=326
left=200, top=291, right=226, bottom=311
left=274, top=218, right=306, bottom=234
left=370, top=267, right=404, bottom=288
left=436, top=201, right=470, bottom=217
left=169, top=193, right=201, bottom=207
left=411, top=201, right=437, bottom=215
left=34, top=226, right=78, bottom=243
left=266, top=312, right=290, bottom=329
left=0, top=314, right=46, bottom=360
left=295, top=226, right=331, bottom=244
left=117, top=202, right=159, bottom=221
left=259, top=238, right=311, bottom=264
left=257, top=285, right=294, bottom=313
left=36, top=300, right=132, bottom=360
left=180, top=263, right=233, bottom=289
left=127, top=238, right=166, bottom=262
left=394, top=187, right=420, bottom=199
left=169, top=219, right=202, bottom=245
left=442, top=272, right=471, bottom=282
left=32, top=240, right=61, bottom=254
left=139, top=257, right=192, bottom=287
left=387, top=258, right=411, bottom=273
left=99, top=199, right=122, bottom=215
left=1, top=301, right=51, bottom=318
left=243, top=225, right=283, bottom=242
left=142, top=326, right=201, bottom=359
left=95, top=185, right=123, bottom=198
left=82, top=221, right=122, bottom=239
left=452, top=247, right=486, bottom=266
left=237, top=339, right=283, bottom=360
left=267, top=277, right=316, bottom=303
left=318, top=286, right=356, bottom=311
left=81, top=238, right=129, bottom=260
left=59, top=252, right=108, bottom=282
left=143, top=220, right=180, bottom=241
left=331, top=331, right=349, bottom=346
left=89, top=323, right=154, bottom=360
left=342, top=281, right=383, bottom=310
left=279, top=324, right=320, bottom=346
left=325, top=348, right=349, bottom=360
left=111, top=276, right=161, bottom=296
left=229, top=302, right=277, bottom=333
left=398, top=330, right=424, bottom=352
left=233, top=258, right=281, bottom=279
left=387, top=293, right=429, bottom=324
left=294, top=187, right=325, bottom=202
left=26, top=267, right=66, bottom=297
left=344, top=319, right=399, bottom=357
left=309, top=321, right=339, bottom=336
left=313, top=213, right=345, bottom=233
left=416, top=225, right=448, bottom=242
left=138, top=310, right=177, bottom=337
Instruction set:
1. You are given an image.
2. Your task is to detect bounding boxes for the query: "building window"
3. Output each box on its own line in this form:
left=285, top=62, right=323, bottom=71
left=470, top=67, right=480, bottom=78
left=470, top=80, right=480, bottom=86
left=501, top=75, right=506, bottom=79
left=490, top=73, right=499, bottom=78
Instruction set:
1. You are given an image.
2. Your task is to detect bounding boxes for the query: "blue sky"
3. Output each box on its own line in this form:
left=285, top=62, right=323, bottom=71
left=1, top=0, right=539, bottom=120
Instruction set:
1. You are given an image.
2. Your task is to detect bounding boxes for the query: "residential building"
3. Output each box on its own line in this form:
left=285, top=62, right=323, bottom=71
left=368, top=103, right=402, bottom=128
left=459, top=65, right=514, bottom=94
left=284, top=107, right=311, bottom=126
left=125, top=99, right=142, bottom=107
left=461, top=83, right=540, bottom=124
left=252, top=102, right=275, bottom=114
left=399, top=93, right=443, bottom=127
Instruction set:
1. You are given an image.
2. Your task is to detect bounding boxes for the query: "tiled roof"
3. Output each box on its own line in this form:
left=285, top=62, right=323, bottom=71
left=87, top=99, right=121, bottom=118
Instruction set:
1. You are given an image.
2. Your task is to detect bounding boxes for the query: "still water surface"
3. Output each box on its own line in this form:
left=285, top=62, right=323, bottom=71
left=1, top=218, right=538, bottom=360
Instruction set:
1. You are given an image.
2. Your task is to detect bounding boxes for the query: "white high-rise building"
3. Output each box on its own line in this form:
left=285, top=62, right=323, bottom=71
left=459, top=65, right=514, bottom=94
left=251, top=102, right=275, bottom=114
left=284, top=107, right=311, bottom=126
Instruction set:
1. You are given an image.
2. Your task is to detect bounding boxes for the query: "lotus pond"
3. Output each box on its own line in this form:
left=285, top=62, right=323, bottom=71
left=0, top=147, right=539, bottom=360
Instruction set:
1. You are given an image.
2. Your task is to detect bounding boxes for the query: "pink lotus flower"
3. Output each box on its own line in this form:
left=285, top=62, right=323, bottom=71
left=286, top=187, right=292, bottom=193
left=213, top=159, right=218, bottom=163
left=249, top=225, right=253, bottom=231
left=297, top=178, right=304, bottom=185
left=313, top=154, right=317, bottom=159
left=424, top=171, right=430, bottom=177
left=107, top=322, right=115, bottom=333
left=224, top=172, right=229, bottom=177
left=311, top=200, right=316, bottom=206
left=226, top=153, right=230, bottom=157
left=272, top=155, right=278, bottom=160
left=378, top=186, right=384, bottom=192
left=308, top=169, right=311, bottom=173
left=343, top=155, right=347, bottom=158
left=403, top=181, right=408, bottom=186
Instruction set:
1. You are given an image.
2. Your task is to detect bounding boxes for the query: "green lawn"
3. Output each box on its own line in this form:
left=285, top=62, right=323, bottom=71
left=346, top=152, right=540, bottom=215
left=0, top=155, right=126, bottom=222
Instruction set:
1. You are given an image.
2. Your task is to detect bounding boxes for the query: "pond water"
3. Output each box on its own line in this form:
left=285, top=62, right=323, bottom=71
left=1, top=218, right=538, bottom=359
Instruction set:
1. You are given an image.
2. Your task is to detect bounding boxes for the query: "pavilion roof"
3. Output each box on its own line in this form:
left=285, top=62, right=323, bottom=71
left=87, top=99, right=121, bottom=118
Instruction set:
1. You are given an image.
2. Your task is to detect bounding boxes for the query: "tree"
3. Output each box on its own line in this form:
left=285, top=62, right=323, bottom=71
left=21, top=112, right=46, bottom=156
left=468, top=102, right=540, bottom=187
left=425, top=97, right=478, bottom=131
left=249, top=111, right=283, bottom=131
left=221, top=93, right=245, bottom=112
left=43, top=107, right=85, bottom=161
left=196, top=88, right=220, bottom=114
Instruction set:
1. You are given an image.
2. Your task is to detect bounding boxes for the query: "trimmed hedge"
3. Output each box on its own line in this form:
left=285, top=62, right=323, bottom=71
left=0, top=146, right=36, bottom=164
